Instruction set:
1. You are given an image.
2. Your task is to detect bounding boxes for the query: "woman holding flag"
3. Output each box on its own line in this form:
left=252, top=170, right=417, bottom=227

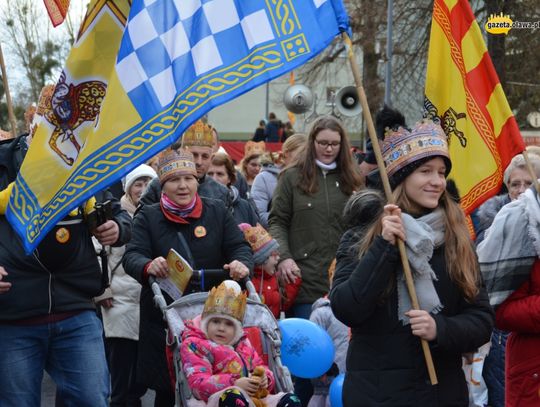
left=330, top=120, right=493, bottom=406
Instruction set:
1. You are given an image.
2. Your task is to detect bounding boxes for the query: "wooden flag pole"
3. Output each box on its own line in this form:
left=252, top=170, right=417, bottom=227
left=342, top=32, right=438, bottom=385
left=0, top=43, right=18, bottom=138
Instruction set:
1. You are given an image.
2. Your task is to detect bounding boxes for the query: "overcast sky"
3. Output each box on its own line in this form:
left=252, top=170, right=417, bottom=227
left=1, top=1, right=86, bottom=100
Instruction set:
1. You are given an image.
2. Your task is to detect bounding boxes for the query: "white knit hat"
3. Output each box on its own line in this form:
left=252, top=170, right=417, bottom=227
left=123, top=164, right=157, bottom=194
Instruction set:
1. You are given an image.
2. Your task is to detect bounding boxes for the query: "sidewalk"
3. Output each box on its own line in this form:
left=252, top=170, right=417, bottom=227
left=41, top=373, right=156, bottom=406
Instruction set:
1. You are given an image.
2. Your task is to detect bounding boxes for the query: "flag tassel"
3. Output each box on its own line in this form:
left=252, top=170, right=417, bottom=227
left=342, top=32, right=438, bottom=385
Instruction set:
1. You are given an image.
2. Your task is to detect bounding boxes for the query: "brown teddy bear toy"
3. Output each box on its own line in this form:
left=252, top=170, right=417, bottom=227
left=250, top=365, right=269, bottom=407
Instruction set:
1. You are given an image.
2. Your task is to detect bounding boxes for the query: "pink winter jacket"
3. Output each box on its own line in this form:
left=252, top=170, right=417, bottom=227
left=180, top=316, right=275, bottom=402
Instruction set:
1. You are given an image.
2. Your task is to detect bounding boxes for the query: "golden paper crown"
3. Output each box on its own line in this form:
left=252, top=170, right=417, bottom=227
left=157, top=148, right=197, bottom=184
left=36, top=85, right=55, bottom=116
left=382, top=119, right=450, bottom=179
left=182, top=119, right=214, bottom=148
left=202, top=283, right=247, bottom=322
left=242, top=223, right=272, bottom=252
left=0, top=129, right=13, bottom=140
left=24, top=105, right=37, bottom=128
left=238, top=223, right=279, bottom=264
left=244, top=141, right=266, bottom=158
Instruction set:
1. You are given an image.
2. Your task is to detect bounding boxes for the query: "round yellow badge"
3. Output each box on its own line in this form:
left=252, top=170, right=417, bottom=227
left=55, top=227, right=70, bottom=244
left=194, top=226, right=207, bottom=238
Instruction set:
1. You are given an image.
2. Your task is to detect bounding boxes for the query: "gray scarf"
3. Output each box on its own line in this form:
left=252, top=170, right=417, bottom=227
left=398, top=210, right=445, bottom=324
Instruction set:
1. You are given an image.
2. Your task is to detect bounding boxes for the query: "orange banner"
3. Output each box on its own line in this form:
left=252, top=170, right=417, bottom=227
left=43, top=0, right=70, bottom=27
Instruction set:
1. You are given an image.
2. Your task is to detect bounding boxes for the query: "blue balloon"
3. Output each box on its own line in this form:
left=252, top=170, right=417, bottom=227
left=329, top=373, right=345, bottom=407
left=278, top=318, right=335, bottom=378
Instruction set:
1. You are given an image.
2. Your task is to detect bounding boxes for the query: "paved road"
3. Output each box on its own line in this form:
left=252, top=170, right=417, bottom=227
left=41, top=373, right=156, bottom=406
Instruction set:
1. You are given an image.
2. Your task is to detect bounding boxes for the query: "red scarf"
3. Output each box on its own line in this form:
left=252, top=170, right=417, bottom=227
left=160, top=193, right=203, bottom=224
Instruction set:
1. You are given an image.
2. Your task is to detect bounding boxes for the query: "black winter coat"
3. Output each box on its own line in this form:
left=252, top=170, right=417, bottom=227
left=123, top=198, right=253, bottom=392
left=330, top=232, right=494, bottom=407
left=227, top=188, right=259, bottom=226
left=0, top=135, right=132, bottom=321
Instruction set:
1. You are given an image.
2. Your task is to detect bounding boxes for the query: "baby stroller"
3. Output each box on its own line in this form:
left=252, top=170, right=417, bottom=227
left=151, top=269, right=294, bottom=407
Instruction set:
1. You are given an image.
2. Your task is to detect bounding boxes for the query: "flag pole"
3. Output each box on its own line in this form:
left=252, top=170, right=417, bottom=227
left=0, top=43, right=18, bottom=138
left=342, top=32, right=438, bottom=385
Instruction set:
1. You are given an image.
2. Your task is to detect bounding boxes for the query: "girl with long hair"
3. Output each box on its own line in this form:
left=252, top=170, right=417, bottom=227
left=330, top=120, right=493, bottom=406
left=269, top=116, right=362, bottom=405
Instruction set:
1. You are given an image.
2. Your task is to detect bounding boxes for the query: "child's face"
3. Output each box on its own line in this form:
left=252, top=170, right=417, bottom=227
left=207, top=317, right=236, bottom=345
left=262, top=252, right=280, bottom=275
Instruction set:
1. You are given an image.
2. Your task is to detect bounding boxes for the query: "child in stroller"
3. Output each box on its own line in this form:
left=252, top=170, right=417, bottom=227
left=159, top=278, right=297, bottom=407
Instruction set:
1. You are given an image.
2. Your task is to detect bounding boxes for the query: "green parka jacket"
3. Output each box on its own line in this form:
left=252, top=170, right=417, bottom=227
left=269, top=166, right=350, bottom=303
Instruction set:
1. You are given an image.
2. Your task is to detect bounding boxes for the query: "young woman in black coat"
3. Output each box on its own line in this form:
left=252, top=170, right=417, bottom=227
left=330, top=120, right=494, bottom=407
left=123, top=149, right=253, bottom=407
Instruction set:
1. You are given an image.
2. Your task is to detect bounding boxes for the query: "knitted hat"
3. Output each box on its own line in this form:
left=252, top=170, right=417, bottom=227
left=123, top=164, right=157, bottom=193
left=238, top=223, right=279, bottom=265
left=181, top=119, right=214, bottom=149
left=201, top=280, right=247, bottom=345
left=382, top=119, right=451, bottom=187
left=157, top=149, right=197, bottom=185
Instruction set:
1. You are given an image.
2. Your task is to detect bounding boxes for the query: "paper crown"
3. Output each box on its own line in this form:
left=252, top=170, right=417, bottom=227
left=24, top=105, right=37, bottom=127
left=181, top=119, right=214, bottom=148
left=244, top=141, right=266, bottom=157
left=202, top=282, right=247, bottom=322
left=0, top=129, right=13, bottom=140
left=382, top=119, right=451, bottom=183
left=157, top=149, right=197, bottom=184
left=37, top=85, right=55, bottom=116
left=238, top=223, right=279, bottom=264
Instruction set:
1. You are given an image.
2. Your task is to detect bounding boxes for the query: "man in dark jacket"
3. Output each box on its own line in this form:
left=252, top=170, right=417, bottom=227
left=139, top=119, right=230, bottom=207
left=0, top=134, right=132, bottom=407
left=264, top=112, right=282, bottom=142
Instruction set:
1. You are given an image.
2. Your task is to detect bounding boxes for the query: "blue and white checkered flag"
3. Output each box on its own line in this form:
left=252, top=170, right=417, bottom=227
left=6, top=0, right=350, bottom=253
left=116, top=0, right=350, bottom=120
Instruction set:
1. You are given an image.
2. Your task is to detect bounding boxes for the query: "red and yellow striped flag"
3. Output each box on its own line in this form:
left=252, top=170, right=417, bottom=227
left=424, top=0, right=525, bottom=218
left=43, top=0, right=71, bottom=27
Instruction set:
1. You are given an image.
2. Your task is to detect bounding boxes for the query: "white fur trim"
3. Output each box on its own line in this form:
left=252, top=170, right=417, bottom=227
left=200, top=313, right=243, bottom=345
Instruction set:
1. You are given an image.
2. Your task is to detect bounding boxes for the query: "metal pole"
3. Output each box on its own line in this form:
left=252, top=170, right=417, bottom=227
left=265, top=82, right=270, bottom=120
left=384, top=0, right=394, bottom=106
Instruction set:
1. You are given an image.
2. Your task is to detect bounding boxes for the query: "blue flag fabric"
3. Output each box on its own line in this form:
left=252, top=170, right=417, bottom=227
left=116, top=0, right=350, bottom=119
left=7, top=0, right=350, bottom=253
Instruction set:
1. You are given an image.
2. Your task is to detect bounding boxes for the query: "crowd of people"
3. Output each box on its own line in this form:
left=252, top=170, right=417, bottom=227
left=253, top=113, right=295, bottom=144
left=1, top=94, right=540, bottom=407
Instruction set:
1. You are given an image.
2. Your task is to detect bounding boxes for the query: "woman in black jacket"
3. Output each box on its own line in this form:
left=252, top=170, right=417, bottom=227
left=123, top=149, right=253, bottom=407
left=207, top=152, right=259, bottom=226
left=330, top=120, right=494, bottom=407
